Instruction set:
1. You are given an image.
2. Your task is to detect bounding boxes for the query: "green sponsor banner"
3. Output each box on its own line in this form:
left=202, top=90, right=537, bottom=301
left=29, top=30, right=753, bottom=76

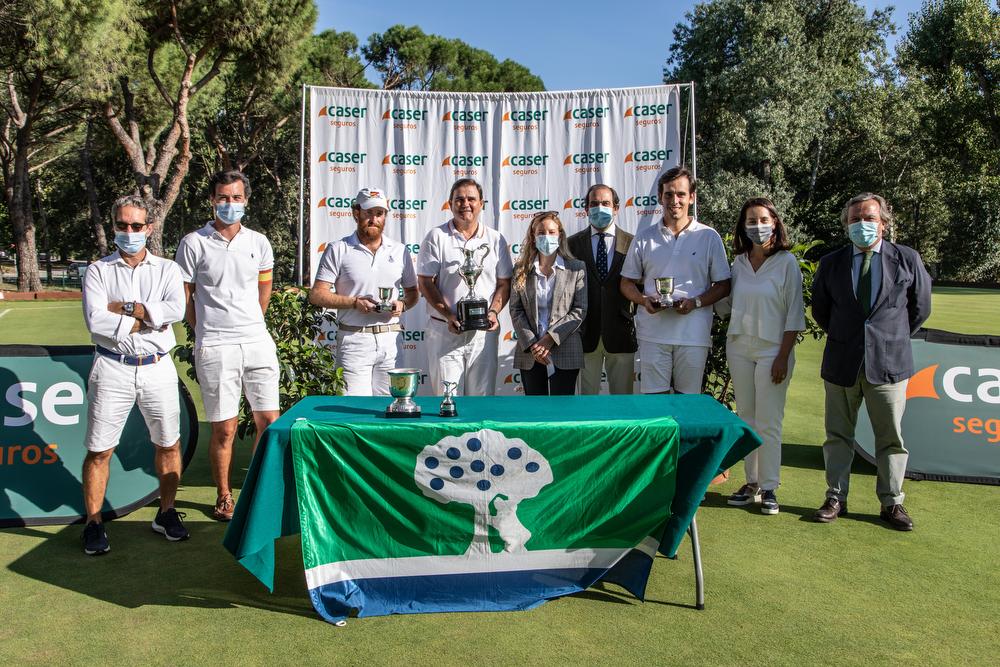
left=0, top=345, right=198, bottom=526
left=855, top=329, right=1000, bottom=483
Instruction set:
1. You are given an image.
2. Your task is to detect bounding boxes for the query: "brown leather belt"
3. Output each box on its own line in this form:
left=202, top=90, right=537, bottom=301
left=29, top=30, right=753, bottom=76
left=338, top=323, right=404, bottom=334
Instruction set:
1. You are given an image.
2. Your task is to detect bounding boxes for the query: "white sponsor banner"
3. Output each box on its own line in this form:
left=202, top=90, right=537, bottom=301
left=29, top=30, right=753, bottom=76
left=308, top=86, right=682, bottom=396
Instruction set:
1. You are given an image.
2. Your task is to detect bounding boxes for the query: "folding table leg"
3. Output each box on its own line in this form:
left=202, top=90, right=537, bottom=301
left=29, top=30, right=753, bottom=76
left=688, top=513, right=705, bottom=610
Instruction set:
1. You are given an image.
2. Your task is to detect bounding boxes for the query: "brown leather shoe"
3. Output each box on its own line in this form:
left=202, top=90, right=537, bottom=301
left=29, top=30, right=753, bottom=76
left=814, top=497, right=847, bottom=523
left=880, top=504, right=913, bottom=531
left=212, top=493, right=234, bottom=522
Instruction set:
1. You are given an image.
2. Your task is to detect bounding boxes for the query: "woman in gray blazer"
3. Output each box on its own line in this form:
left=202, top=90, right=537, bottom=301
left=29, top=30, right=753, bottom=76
left=509, top=211, right=588, bottom=395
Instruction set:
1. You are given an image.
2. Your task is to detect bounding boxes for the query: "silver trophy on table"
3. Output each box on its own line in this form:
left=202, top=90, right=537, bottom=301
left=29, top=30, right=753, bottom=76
left=654, top=276, right=675, bottom=308
left=385, top=368, right=422, bottom=418
left=375, top=286, right=395, bottom=313
left=439, top=381, right=458, bottom=417
left=456, top=243, right=491, bottom=330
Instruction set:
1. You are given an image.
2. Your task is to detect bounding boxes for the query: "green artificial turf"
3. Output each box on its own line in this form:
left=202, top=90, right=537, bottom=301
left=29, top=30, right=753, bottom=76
left=1, top=291, right=998, bottom=665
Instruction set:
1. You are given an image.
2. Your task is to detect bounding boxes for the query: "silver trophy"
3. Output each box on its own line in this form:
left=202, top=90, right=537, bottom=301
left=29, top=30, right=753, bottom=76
left=375, top=286, right=395, bottom=313
left=654, top=276, right=675, bottom=308
left=456, top=243, right=491, bottom=330
left=385, top=368, right=422, bottom=418
left=439, top=381, right=458, bottom=417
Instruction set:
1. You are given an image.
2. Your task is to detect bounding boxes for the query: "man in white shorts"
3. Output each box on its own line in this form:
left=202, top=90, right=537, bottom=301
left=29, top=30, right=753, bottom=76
left=81, top=195, right=188, bottom=555
left=308, top=187, right=419, bottom=395
left=175, top=170, right=279, bottom=521
left=417, top=178, right=513, bottom=396
left=620, top=166, right=731, bottom=394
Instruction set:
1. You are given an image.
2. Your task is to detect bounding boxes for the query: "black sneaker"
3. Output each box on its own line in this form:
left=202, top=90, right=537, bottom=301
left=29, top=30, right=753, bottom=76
left=760, top=490, right=780, bottom=515
left=83, top=521, right=110, bottom=555
left=727, top=484, right=761, bottom=506
left=152, top=508, right=190, bottom=542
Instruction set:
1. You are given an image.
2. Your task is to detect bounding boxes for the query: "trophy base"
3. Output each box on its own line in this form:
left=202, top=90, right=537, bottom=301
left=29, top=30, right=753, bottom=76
left=385, top=397, right=421, bottom=418
left=457, top=298, right=490, bottom=331
left=657, top=297, right=674, bottom=308
left=439, top=404, right=458, bottom=418
left=374, top=304, right=394, bottom=313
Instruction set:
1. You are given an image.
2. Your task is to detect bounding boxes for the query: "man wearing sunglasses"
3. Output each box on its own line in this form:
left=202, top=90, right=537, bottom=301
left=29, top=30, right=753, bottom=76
left=175, top=170, right=279, bottom=522
left=80, top=195, right=188, bottom=555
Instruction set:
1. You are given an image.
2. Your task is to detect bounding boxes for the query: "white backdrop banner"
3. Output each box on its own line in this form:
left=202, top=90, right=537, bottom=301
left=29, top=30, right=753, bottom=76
left=308, top=85, right=683, bottom=395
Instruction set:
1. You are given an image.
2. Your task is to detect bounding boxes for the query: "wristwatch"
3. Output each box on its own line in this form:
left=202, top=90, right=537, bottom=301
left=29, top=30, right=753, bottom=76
left=694, top=297, right=703, bottom=309
left=123, top=301, right=135, bottom=317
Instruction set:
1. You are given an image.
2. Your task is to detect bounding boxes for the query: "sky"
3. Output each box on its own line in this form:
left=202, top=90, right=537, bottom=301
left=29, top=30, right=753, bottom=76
left=317, top=0, right=930, bottom=92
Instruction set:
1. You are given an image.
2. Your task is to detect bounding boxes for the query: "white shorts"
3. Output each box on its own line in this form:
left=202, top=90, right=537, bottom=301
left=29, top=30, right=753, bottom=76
left=638, top=340, right=710, bottom=394
left=196, top=340, right=280, bottom=422
left=336, top=330, right=401, bottom=396
left=424, top=319, right=499, bottom=396
left=84, top=354, right=181, bottom=452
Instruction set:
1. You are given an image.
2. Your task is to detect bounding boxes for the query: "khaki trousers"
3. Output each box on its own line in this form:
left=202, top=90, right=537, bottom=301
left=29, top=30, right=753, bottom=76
left=823, top=375, right=908, bottom=506
left=578, top=339, right=635, bottom=395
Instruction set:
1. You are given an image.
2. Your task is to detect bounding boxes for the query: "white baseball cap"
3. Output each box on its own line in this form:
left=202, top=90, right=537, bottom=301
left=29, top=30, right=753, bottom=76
left=356, top=187, right=388, bottom=210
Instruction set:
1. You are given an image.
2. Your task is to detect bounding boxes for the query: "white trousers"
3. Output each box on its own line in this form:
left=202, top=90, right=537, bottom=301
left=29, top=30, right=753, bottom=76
left=424, top=319, right=498, bottom=396
left=336, top=330, right=401, bottom=396
left=638, top=340, right=709, bottom=394
left=727, top=334, right=795, bottom=491
left=578, top=339, right=635, bottom=394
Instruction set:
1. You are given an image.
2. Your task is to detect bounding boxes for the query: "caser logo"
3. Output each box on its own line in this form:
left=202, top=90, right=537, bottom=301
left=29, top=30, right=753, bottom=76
left=624, top=103, right=673, bottom=117
left=503, top=372, right=522, bottom=384
left=442, top=110, right=489, bottom=122
left=906, top=363, right=1000, bottom=444
left=906, top=364, right=1000, bottom=404
left=502, top=155, right=548, bottom=167
left=382, top=108, right=428, bottom=121
left=502, top=199, right=549, bottom=211
left=563, top=106, right=609, bottom=120
left=564, top=198, right=587, bottom=209
left=504, top=110, right=548, bottom=122
left=625, top=149, right=673, bottom=163
left=626, top=195, right=659, bottom=208
left=318, top=105, right=367, bottom=118
left=318, top=151, right=366, bottom=164
left=388, top=199, right=427, bottom=211
left=564, top=152, right=610, bottom=165
left=503, top=331, right=519, bottom=341
left=317, top=195, right=356, bottom=219
left=441, top=155, right=489, bottom=167
left=382, top=154, right=428, bottom=166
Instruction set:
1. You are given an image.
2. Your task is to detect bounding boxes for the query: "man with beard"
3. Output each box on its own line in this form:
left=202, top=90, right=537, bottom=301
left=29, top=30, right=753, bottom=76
left=309, top=187, right=419, bottom=395
left=417, top=178, right=513, bottom=395
left=620, top=166, right=731, bottom=394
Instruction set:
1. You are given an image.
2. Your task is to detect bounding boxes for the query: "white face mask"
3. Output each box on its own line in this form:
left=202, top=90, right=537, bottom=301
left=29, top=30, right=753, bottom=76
left=745, top=223, right=774, bottom=245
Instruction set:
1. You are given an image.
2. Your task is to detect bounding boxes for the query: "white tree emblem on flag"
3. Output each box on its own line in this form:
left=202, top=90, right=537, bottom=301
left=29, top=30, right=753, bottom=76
left=415, top=429, right=553, bottom=555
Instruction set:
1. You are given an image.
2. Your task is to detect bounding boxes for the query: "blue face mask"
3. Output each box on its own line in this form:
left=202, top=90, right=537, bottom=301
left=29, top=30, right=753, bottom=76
left=115, top=231, right=147, bottom=255
left=848, top=220, right=880, bottom=248
left=588, top=205, right=614, bottom=230
left=215, top=202, right=245, bottom=226
left=534, top=234, right=560, bottom=257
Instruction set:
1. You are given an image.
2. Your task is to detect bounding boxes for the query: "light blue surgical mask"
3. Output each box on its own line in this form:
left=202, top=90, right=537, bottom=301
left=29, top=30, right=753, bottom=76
left=848, top=220, right=880, bottom=248
left=534, top=234, right=560, bottom=257
left=588, top=205, right=614, bottom=230
left=115, top=231, right=146, bottom=255
left=215, top=202, right=245, bottom=226
left=745, top=223, right=774, bottom=245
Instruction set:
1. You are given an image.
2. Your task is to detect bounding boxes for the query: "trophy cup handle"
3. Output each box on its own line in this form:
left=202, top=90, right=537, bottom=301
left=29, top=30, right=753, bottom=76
left=475, top=244, right=491, bottom=264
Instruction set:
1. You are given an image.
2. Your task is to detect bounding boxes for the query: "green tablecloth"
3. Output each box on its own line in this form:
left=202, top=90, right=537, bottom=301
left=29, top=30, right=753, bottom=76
left=223, top=394, right=760, bottom=591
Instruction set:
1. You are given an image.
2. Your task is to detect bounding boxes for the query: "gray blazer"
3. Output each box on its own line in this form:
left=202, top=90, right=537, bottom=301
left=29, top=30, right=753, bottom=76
left=508, top=257, right=588, bottom=370
left=811, top=241, right=932, bottom=387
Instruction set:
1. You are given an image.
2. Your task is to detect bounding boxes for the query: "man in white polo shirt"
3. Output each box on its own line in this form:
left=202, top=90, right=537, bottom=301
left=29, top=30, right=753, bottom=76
left=308, top=187, right=419, bottom=395
left=81, top=194, right=188, bottom=555
left=620, top=166, right=731, bottom=394
left=417, top=178, right=513, bottom=396
left=175, top=170, right=279, bottom=521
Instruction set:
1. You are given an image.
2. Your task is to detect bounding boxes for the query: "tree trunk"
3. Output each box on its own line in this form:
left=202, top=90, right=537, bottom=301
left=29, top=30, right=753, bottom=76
left=34, top=179, right=52, bottom=284
left=81, top=118, right=108, bottom=256
left=11, top=124, right=40, bottom=292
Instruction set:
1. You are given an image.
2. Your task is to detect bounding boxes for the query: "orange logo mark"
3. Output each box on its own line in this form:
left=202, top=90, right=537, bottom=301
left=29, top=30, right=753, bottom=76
left=906, top=364, right=940, bottom=400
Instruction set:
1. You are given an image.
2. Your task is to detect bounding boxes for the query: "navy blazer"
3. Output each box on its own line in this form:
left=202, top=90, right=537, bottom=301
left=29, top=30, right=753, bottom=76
left=811, top=241, right=932, bottom=387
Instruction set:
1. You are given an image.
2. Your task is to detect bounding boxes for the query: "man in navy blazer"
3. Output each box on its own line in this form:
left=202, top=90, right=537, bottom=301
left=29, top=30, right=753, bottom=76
left=811, top=192, right=931, bottom=531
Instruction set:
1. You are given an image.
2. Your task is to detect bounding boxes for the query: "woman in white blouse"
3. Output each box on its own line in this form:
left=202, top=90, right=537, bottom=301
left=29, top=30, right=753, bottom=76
left=725, top=198, right=805, bottom=515
left=508, top=211, right=587, bottom=395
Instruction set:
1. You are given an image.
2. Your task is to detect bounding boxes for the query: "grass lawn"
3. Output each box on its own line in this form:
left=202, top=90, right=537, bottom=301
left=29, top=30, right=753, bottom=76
left=1, top=291, right=998, bottom=665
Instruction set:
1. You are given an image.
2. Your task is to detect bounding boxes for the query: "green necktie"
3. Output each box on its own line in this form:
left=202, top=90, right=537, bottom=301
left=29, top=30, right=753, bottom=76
left=858, top=250, right=873, bottom=316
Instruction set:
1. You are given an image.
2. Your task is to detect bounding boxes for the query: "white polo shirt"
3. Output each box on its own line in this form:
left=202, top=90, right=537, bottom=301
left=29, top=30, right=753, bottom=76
left=314, top=232, right=418, bottom=328
left=417, top=220, right=514, bottom=319
left=175, top=222, right=274, bottom=347
left=82, top=250, right=185, bottom=356
left=621, top=218, right=730, bottom=346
